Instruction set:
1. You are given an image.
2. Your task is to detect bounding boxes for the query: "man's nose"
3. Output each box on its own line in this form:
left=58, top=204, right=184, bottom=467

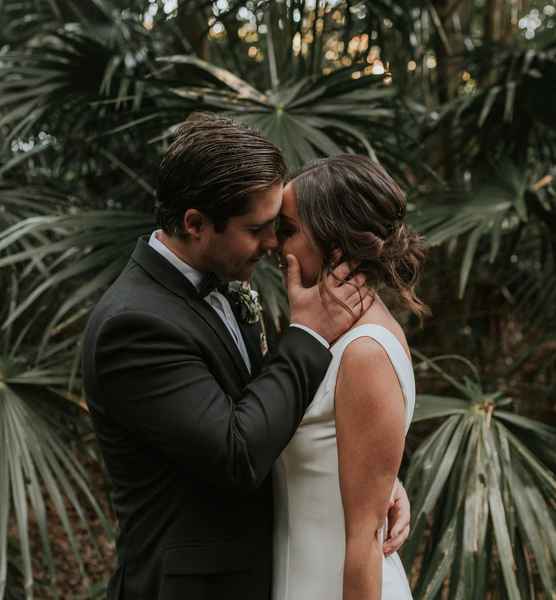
left=262, top=228, right=279, bottom=251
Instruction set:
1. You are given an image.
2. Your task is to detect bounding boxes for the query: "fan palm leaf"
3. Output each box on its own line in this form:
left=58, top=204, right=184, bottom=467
left=409, top=159, right=550, bottom=297
left=403, top=354, right=556, bottom=598
left=0, top=209, right=153, bottom=341
left=0, top=186, right=72, bottom=280
left=0, top=0, right=147, bottom=43
left=0, top=285, right=112, bottom=600
left=0, top=29, right=152, bottom=150
left=0, top=18, right=160, bottom=190
left=151, top=54, right=409, bottom=173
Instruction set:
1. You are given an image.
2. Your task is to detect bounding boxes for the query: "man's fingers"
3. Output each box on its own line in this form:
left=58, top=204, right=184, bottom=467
left=388, top=502, right=410, bottom=539
left=346, top=283, right=369, bottom=303
left=285, top=254, right=302, bottom=293
left=327, top=261, right=352, bottom=285
left=330, top=271, right=367, bottom=300
left=327, top=262, right=366, bottom=287
left=331, top=273, right=368, bottom=302
left=385, top=525, right=410, bottom=550
left=321, top=261, right=372, bottom=319
left=384, top=505, right=410, bottom=556
left=333, top=284, right=368, bottom=318
left=383, top=479, right=411, bottom=556
left=348, top=292, right=367, bottom=316
left=349, top=273, right=366, bottom=289
left=389, top=515, right=410, bottom=539
left=356, top=294, right=372, bottom=316
left=383, top=524, right=410, bottom=556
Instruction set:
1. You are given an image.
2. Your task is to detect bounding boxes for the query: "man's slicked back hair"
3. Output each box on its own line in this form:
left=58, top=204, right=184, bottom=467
left=156, top=113, right=287, bottom=234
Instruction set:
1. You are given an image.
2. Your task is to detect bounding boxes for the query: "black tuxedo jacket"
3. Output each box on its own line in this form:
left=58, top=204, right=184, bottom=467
left=82, top=238, right=331, bottom=600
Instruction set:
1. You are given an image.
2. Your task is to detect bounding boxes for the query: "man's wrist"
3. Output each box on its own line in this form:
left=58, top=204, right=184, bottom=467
left=289, top=324, right=330, bottom=349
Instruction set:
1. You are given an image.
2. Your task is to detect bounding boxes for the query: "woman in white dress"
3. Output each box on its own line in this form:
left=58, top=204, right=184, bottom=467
left=273, top=155, right=428, bottom=600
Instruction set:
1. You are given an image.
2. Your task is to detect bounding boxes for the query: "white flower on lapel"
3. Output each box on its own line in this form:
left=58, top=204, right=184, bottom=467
left=227, top=281, right=263, bottom=325
left=226, top=281, right=268, bottom=356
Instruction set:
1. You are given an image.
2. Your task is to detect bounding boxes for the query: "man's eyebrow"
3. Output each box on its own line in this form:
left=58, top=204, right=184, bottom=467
left=246, top=215, right=279, bottom=228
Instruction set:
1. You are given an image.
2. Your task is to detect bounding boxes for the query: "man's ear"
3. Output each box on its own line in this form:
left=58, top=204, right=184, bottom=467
left=183, top=209, right=210, bottom=238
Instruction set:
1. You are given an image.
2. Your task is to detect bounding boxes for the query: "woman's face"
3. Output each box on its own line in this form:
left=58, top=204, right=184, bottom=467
left=279, top=182, right=324, bottom=287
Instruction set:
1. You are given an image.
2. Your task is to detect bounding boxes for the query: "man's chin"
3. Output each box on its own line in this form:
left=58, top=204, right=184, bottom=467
left=230, top=263, right=257, bottom=282
left=243, top=266, right=258, bottom=281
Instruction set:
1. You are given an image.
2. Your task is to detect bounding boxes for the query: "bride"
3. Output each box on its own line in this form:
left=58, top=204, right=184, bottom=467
left=273, top=155, right=427, bottom=600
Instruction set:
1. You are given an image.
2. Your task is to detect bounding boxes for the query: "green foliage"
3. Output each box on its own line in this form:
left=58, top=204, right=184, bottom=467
left=156, top=54, right=402, bottom=170
left=0, top=283, right=112, bottom=598
left=403, top=354, right=556, bottom=598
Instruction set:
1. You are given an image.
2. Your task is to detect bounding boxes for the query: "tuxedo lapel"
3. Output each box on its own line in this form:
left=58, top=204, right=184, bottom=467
left=227, top=305, right=264, bottom=376
left=131, top=238, right=252, bottom=385
left=243, top=322, right=264, bottom=375
left=187, top=301, right=252, bottom=383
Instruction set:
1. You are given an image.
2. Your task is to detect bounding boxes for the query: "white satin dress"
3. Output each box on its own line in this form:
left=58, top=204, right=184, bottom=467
left=273, top=324, right=414, bottom=600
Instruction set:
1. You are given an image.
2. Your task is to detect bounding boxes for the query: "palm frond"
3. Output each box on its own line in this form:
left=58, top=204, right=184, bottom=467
left=0, top=285, right=112, bottom=599
left=154, top=54, right=409, bottom=171
left=403, top=356, right=556, bottom=598
left=0, top=209, right=153, bottom=340
left=410, top=159, right=539, bottom=297
left=0, top=27, right=156, bottom=178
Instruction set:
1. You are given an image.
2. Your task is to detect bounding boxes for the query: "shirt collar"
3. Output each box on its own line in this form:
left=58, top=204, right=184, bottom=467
left=148, top=230, right=203, bottom=290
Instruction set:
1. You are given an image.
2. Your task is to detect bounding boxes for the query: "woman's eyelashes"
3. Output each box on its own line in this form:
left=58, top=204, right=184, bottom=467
left=276, top=218, right=298, bottom=241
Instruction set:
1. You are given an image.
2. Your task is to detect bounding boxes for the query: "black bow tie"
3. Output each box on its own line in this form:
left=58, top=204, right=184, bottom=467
left=198, top=273, right=229, bottom=298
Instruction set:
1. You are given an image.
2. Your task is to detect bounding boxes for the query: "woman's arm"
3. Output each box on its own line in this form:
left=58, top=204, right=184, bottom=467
left=336, top=338, right=407, bottom=600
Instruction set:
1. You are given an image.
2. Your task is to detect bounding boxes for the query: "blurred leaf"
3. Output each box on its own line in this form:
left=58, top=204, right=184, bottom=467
left=410, top=159, right=532, bottom=297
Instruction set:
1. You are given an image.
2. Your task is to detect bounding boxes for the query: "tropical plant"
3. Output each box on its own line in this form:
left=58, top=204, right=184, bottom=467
left=1, top=0, right=555, bottom=598
left=0, top=0, right=418, bottom=341
left=0, top=281, right=112, bottom=598
left=403, top=353, right=556, bottom=598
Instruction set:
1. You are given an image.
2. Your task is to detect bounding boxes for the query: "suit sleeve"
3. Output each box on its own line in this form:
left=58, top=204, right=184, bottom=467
left=93, top=311, right=331, bottom=492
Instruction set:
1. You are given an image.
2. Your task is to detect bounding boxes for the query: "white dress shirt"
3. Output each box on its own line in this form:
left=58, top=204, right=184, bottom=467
left=148, top=231, right=329, bottom=369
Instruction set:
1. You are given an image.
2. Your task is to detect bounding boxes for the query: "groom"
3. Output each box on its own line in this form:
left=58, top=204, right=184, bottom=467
left=83, top=114, right=409, bottom=600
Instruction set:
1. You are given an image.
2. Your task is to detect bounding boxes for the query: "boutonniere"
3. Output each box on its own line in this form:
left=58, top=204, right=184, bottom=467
left=227, top=281, right=262, bottom=325
left=227, top=281, right=268, bottom=355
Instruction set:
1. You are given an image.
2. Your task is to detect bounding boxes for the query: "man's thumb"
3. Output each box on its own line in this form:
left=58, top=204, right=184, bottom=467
left=286, top=254, right=301, bottom=291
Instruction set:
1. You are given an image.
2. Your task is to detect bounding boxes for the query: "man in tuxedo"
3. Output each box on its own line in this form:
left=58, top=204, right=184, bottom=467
left=82, top=114, right=409, bottom=600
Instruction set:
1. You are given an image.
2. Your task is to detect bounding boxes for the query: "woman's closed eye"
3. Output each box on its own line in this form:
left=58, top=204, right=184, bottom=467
left=276, top=219, right=298, bottom=241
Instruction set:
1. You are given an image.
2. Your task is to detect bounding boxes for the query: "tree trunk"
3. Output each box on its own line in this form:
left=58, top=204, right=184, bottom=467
left=176, top=2, right=209, bottom=59
left=432, top=0, right=467, bottom=180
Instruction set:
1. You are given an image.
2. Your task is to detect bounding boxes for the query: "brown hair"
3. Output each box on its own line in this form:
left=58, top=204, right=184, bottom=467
left=289, top=155, right=428, bottom=318
left=156, top=112, right=287, bottom=234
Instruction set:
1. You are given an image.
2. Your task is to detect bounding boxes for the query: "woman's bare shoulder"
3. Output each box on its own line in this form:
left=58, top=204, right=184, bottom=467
left=350, top=295, right=411, bottom=360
